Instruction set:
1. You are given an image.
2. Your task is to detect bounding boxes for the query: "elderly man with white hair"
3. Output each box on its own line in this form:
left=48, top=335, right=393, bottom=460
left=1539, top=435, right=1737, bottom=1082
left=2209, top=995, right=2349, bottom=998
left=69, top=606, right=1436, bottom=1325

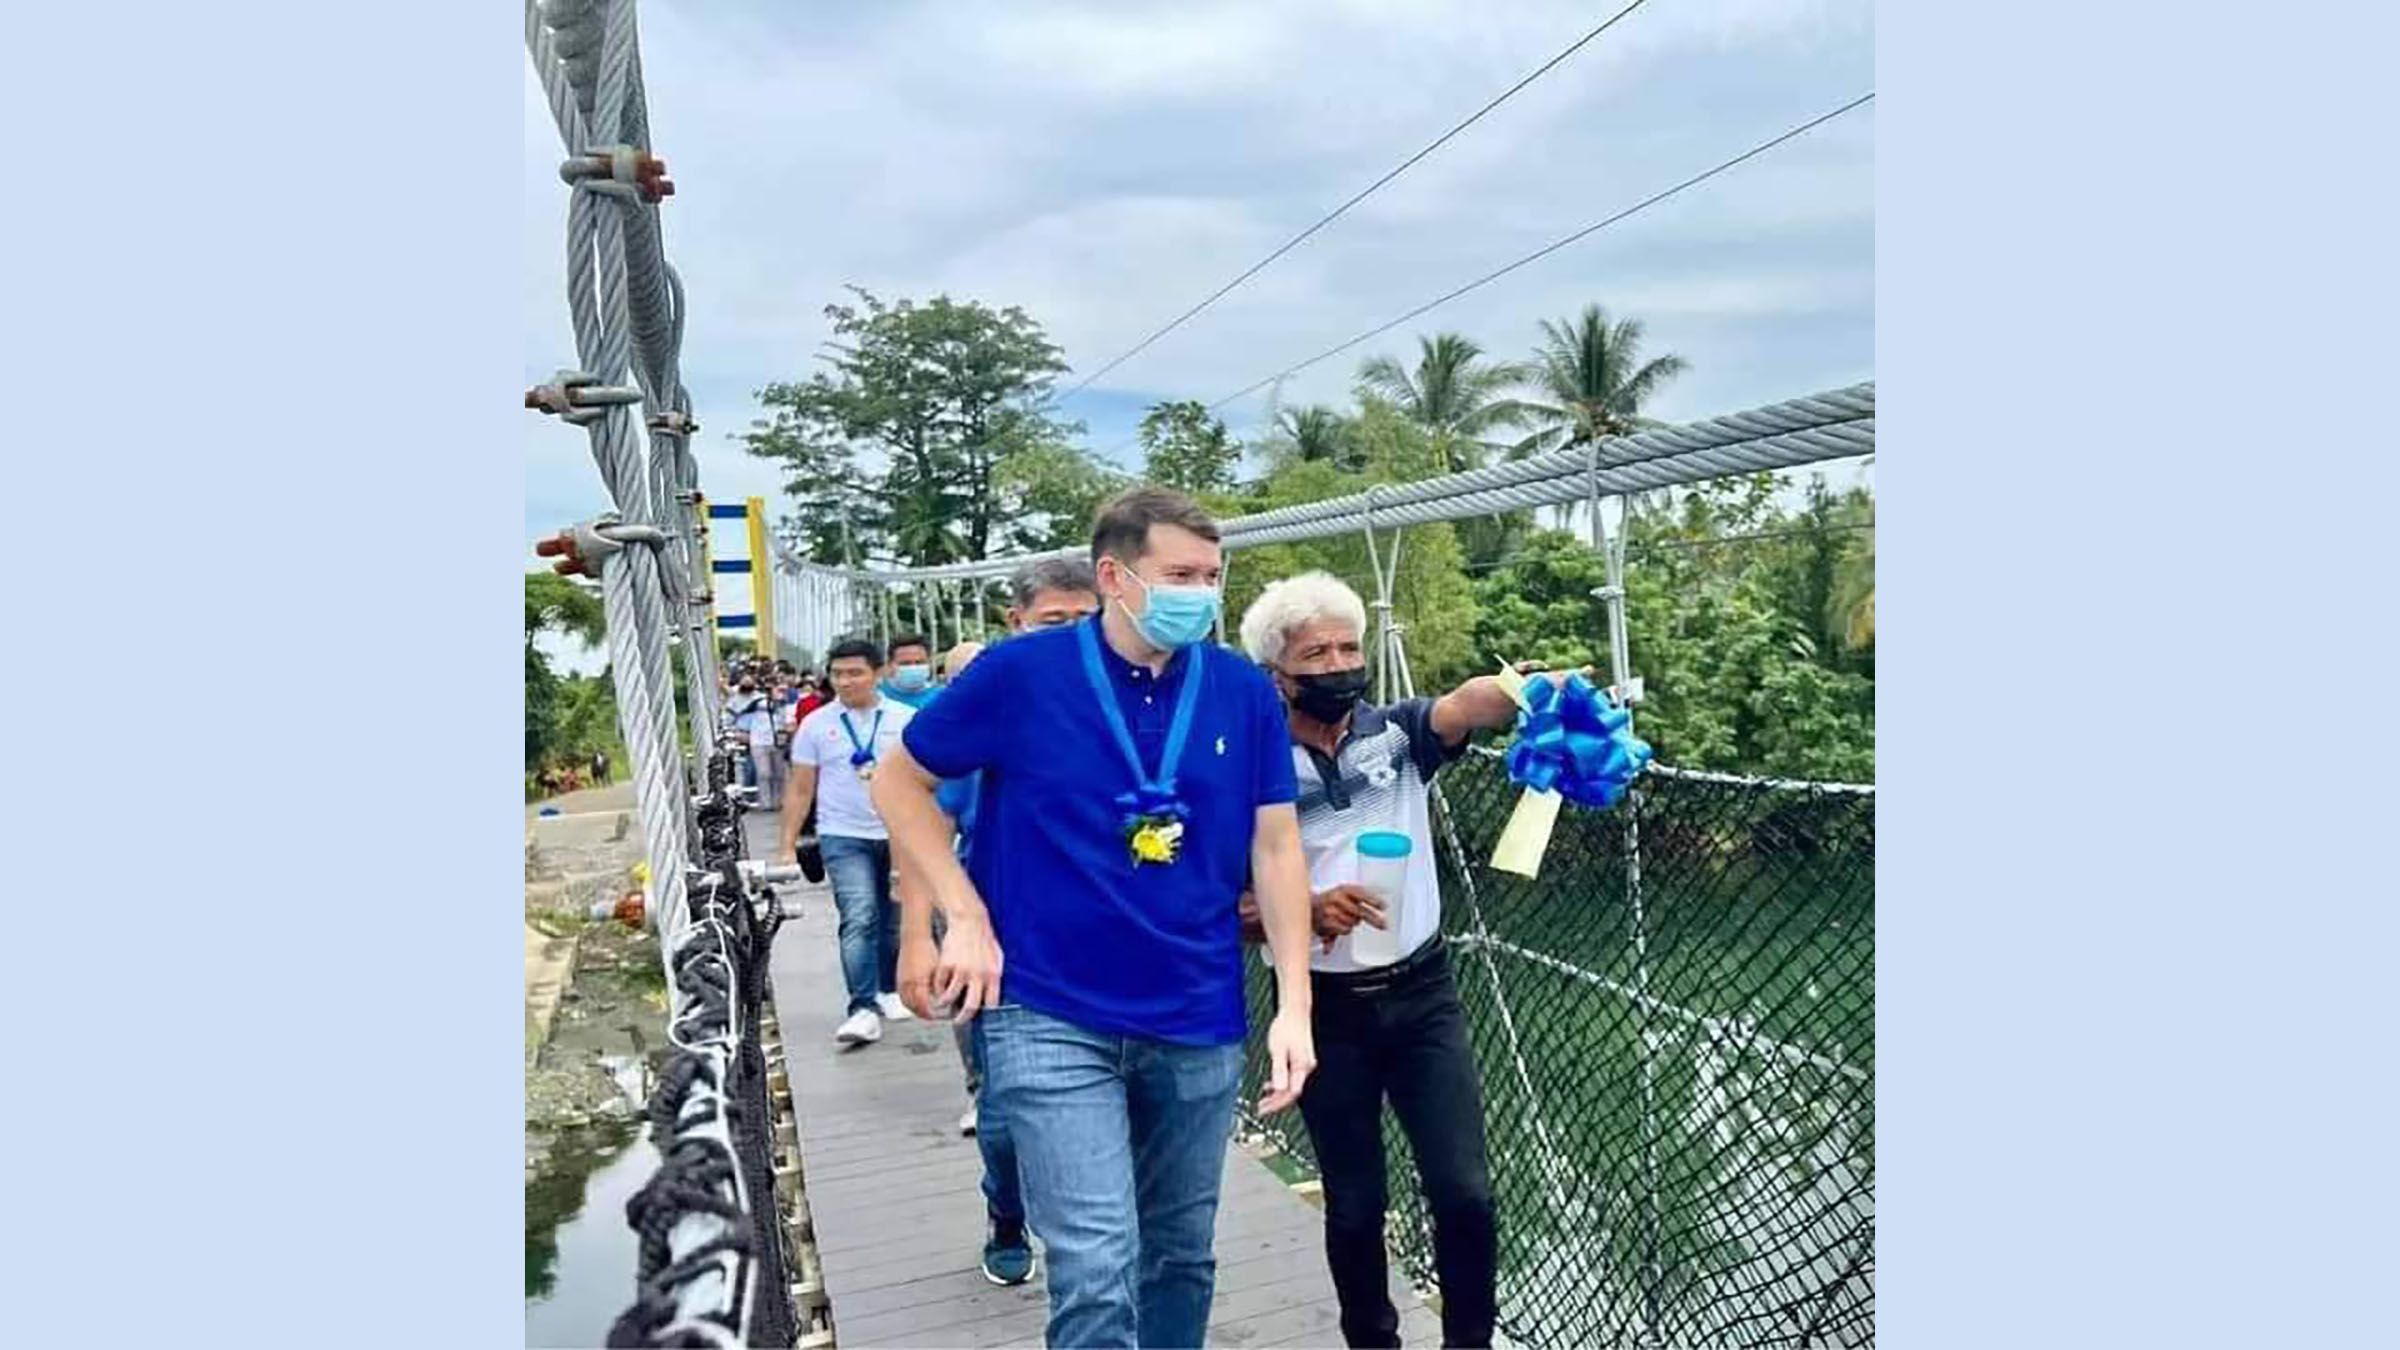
left=1236, top=569, right=1535, bottom=1350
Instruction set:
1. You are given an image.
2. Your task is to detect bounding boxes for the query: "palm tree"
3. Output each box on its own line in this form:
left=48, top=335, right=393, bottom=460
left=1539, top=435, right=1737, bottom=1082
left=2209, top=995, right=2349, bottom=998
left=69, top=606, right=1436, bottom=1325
left=1355, top=333, right=1531, bottom=474
left=1278, top=405, right=1358, bottom=471
left=1517, top=303, right=1689, bottom=524
left=1519, top=303, right=1689, bottom=455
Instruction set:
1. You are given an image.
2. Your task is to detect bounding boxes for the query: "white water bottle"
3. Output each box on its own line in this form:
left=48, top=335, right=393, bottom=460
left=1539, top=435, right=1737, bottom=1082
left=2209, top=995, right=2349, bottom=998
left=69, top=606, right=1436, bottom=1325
left=1348, top=830, right=1412, bottom=967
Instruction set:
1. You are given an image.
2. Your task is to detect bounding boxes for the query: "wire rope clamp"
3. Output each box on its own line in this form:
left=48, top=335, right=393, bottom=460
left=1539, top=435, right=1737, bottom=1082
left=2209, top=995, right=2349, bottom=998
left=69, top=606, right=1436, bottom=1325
left=525, top=369, right=642, bottom=426
left=535, top=513, right=667, bottom=579
left=560, top=144, right=674, bottom=204
left=647, top=409, right=698, bottom=438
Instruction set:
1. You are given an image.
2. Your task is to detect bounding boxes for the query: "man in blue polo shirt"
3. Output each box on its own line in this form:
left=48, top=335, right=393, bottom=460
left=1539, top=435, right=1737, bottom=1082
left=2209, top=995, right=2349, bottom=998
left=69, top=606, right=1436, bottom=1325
left=879, top=632, right=938, bottom=709
left=873, top=486, right=1319, bottom=1349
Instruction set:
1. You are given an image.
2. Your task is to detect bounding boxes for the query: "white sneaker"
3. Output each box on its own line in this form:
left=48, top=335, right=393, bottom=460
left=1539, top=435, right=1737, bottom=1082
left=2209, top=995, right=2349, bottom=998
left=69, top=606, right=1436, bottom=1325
left=834, top=1010, right=882, bottom=1045
left=877, top=992, right=915, bottom=1022
left=958, top=1104, right=978, bottom=1136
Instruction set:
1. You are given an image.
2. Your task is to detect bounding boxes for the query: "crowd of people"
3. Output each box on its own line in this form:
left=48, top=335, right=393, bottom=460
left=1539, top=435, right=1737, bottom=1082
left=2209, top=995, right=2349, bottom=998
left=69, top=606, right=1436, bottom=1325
left=729, top=485, right=1551, bottom=1348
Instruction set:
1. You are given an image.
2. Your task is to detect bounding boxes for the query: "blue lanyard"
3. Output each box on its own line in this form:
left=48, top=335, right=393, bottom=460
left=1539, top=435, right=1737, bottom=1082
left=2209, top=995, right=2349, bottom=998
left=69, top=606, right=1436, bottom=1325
left=838, top=707, right=884, bottom=767
left=1076, top=621, right=1206, bottom=807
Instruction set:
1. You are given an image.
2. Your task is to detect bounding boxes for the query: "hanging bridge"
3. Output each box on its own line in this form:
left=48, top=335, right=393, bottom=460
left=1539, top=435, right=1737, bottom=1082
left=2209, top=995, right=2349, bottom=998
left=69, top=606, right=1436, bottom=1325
left=525, top=2, right=1873, bottom=1345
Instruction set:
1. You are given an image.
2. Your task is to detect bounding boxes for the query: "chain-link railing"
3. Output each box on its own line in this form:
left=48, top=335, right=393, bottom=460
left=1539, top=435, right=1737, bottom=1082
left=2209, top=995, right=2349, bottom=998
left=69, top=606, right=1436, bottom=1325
left=605, top=746, right=809, bottom=1347
left=1240, top=751, right=1873, bottom=1348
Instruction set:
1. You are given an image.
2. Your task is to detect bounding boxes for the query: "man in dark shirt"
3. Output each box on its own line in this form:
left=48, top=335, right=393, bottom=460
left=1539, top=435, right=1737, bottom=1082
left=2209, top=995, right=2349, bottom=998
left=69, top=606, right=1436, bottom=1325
left=1235, top=570, right=1538, bottom=1350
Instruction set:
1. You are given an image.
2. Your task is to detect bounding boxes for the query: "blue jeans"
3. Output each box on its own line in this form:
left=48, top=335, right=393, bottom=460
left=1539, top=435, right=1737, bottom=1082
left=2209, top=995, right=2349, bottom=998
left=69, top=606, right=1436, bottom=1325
left=963, top=1018, right=1025, bottom=1226
left=980, top=1004, right=1244, bottom=1349
left=818, top=834, right=899, bottom=1017
left=940, top=906, right=1026, bottom=1229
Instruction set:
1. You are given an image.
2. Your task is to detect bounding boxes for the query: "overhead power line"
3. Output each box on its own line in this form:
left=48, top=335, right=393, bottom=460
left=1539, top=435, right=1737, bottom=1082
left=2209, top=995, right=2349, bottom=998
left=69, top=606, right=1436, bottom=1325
left=1060, top=0, right=1658, bottom=400
left=1200, top=90, right=1877, bottom=417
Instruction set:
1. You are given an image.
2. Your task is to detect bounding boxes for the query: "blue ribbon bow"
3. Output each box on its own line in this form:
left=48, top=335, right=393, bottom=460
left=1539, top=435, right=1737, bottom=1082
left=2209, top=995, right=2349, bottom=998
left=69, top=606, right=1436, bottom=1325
left=1115, top=785, right=1190, bottom=831
left=1505, top=672, right=1653, bottom=809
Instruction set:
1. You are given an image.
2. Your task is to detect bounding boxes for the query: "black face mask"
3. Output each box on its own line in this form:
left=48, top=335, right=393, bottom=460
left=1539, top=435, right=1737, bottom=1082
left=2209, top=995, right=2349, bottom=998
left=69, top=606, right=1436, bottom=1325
left=1288, top=666, right=1370, bottom=723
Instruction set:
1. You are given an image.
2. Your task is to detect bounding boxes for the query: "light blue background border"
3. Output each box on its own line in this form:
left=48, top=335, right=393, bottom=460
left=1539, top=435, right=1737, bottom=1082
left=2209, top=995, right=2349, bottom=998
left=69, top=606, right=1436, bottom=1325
left=1880, top=3, right=2394, bottom=1345
left=5, top=2, right=524, bottom=1343
left=4, top=2, right=2392, bottom=1346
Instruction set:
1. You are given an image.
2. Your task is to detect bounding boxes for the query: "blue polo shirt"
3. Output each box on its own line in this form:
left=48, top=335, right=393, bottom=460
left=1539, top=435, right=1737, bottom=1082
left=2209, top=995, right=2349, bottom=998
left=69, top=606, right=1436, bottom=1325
left=878, top=680, right=937, bottom=710
left=902, top=616, right=1297, bottom=1045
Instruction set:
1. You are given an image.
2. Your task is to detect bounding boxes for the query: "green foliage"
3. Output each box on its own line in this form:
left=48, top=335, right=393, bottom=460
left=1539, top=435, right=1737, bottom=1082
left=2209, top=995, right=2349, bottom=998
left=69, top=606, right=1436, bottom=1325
left=991, top=440, right=1129, bottom=553
left=525, top=573, right=607, bottom=771
left=549, top=675, right=621, bottom=765
left=1518, top=302, right=1690, bottom=457
left=1261, top=404, right=1360, bottom=473
left=1223, top=406, right=1479, bottom=691
left=525, top=572, right=605, bottom=646
left=1354, top=332, right=1532, bottom=474
left=1138, top=399, right=1241, bottom=495
left=727, top=289, right=1871, bottom=780
left=740, top=287, right=1102, bottom=567
left=525, top=641, right=561, bottom=768
left=1471, top=474, right=1874, bottom=782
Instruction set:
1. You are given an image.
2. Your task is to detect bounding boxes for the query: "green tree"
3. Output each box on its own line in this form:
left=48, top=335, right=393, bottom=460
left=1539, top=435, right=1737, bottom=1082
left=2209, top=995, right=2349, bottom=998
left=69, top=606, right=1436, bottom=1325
left=743, top=407, right=880, bottom=568
left=1223, top=406, right=1479, bottom=692
left=1355, top=333, right=1530, bottom=475
left=525, top=573, right=606, bottom=772
left=1831, top=533, right=1874, bottom=652
left=1138, top=399, right=1241, bottom=495
left=549, top=675, right=620, bottom=764
left=1267, top=405, right=1360, bottom=472
left=1518, top=302, right=1689, bottom=456
left=526, top=572, right=605, bottom=646
left=1355, top=331, right=1543, bottom=567
left=742, top=288, right=1085, bottom=567
left=991, top=441, right=1128, bottom=554
left=1469, top=475, right=1874, bottom=781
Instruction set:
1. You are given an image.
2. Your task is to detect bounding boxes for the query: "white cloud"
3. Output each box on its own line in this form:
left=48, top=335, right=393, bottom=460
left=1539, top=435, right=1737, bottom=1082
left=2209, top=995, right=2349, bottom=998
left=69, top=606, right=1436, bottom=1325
left=525, top=0, right=1874, bottom=552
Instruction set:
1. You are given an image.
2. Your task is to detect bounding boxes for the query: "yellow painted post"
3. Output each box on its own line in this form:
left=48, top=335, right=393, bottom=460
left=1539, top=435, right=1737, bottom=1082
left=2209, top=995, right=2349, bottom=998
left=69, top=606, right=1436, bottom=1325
left=696, top=493, right=720, bottom=652
left=746, top=496, right=776, bottom=658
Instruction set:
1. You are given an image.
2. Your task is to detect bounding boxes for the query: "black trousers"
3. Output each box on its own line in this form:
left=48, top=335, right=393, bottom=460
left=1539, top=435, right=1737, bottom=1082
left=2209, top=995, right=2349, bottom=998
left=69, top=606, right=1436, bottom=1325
left=1298, top=942, right=1498, bottom=1349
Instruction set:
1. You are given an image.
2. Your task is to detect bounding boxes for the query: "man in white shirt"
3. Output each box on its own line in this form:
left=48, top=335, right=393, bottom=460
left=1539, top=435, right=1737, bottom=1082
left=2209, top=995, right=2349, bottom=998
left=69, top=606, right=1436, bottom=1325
left=1236, top=571, right=1538, bottom=1350
left=780, top=637, right=917, bottom=1045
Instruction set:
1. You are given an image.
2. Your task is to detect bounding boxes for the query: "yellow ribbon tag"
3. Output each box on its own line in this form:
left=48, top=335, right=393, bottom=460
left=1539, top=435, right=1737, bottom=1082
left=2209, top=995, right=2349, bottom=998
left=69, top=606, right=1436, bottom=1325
left=1491, top=787, right=1563, bottom=879
left=1487, top=657, right=1560, bottom=879
left=1493, top=657, right=1531, bottom=711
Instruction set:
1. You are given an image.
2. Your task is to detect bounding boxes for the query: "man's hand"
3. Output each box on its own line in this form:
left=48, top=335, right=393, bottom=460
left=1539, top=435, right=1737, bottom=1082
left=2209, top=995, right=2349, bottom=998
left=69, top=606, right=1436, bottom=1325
left=933, top=905, right=1005, bottom=1025
left=1311, top=883, right=1388, bottom=952
left=1258, top=1008, right=1316, bottom=1115
left=897, top=926, right=940, bottom=1020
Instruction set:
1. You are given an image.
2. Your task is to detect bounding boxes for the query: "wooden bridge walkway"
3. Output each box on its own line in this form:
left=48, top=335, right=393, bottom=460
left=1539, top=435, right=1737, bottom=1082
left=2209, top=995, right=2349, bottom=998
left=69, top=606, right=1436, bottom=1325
left=756, top=822, right=1438, bottom=1348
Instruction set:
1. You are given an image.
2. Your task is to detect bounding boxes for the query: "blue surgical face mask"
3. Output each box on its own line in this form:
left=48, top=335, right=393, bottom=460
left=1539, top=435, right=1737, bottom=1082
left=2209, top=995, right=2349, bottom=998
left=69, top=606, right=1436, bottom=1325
left=1122, top=569, right=1220, bottom=650
left=890, top=663, right=931, bottom=693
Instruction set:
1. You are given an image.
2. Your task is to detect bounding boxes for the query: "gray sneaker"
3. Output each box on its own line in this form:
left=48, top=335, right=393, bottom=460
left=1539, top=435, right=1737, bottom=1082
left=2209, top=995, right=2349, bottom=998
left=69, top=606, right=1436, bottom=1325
left=981, top=1217, right=1034, bottom=1286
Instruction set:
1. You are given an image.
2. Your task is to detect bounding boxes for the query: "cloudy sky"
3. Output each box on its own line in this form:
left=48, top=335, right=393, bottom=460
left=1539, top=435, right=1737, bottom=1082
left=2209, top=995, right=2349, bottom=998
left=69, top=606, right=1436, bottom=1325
left=523, top=0, right=1873, bottom=653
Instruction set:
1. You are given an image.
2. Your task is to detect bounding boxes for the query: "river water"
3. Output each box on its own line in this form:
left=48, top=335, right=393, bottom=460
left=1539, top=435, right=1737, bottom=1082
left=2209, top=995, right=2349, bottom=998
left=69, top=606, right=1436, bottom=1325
left=526, top=1120, right=661, bottom=1348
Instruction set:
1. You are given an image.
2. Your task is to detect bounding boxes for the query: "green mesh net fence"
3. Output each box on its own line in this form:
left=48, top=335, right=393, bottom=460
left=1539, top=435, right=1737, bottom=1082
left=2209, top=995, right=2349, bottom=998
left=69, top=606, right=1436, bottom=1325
left=1240, top=749, right=1874, bottom=1348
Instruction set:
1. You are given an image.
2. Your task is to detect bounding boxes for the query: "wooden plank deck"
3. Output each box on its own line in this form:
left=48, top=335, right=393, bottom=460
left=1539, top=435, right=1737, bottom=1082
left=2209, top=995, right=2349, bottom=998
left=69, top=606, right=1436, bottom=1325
left=757, top=821, right=1435, bottom=1348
